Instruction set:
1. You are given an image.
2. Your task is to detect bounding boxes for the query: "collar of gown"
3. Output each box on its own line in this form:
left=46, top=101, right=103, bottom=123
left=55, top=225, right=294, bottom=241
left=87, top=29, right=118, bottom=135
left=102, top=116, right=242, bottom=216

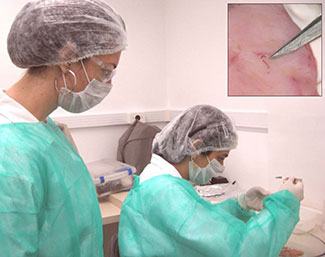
left=0, top=90, right=39, bottom=124
left=139, top=154, right=182, bottom=183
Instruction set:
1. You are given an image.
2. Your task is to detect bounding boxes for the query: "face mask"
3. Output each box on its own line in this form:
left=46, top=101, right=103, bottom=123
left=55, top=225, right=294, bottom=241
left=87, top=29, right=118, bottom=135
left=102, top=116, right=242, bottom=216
left=189, top=155, right=225, bottom=185
left=58, top=59, right=113, bottom=113
left=58, top=79, right=112, bottom=113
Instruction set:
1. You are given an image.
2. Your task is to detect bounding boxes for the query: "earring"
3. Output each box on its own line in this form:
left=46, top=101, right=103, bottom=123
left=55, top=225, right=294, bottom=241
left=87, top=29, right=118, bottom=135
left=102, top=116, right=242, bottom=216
left=55, top=69, right=77, bottom=95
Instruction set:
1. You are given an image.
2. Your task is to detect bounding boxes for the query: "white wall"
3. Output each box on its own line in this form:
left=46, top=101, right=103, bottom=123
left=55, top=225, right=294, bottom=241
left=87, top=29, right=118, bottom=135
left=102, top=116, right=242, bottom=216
left=1, top=0, right=324, bottom=211
left=70, top=122, right=167, bottom=164
left=0, top=0, right=27, bottom=86
left=165, top=0, right=324, bottom=210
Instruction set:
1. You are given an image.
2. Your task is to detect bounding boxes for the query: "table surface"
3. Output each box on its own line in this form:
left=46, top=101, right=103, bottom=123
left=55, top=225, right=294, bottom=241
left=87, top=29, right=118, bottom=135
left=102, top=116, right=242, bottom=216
left=99, top=191, right=128, bottom=225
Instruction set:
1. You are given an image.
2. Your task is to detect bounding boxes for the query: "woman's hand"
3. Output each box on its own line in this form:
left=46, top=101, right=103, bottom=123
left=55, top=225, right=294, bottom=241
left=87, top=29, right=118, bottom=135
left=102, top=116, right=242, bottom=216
left=238, top=186, right=271, bottom=211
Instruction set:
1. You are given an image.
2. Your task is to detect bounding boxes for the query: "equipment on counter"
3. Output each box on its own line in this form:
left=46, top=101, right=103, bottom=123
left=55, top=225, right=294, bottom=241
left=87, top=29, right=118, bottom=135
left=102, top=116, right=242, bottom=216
left=87, top=159, right=136, bottom=198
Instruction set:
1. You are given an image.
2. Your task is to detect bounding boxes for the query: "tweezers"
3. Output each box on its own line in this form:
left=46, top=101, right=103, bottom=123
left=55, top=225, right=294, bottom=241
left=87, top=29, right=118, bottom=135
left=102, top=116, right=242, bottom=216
left=270, top=15, right=322, bottom=59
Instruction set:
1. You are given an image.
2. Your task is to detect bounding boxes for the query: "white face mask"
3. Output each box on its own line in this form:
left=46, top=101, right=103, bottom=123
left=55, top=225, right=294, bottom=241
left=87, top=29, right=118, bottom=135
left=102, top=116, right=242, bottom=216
left=58, top=79, right=112, bottom=113
left=58, top=59, right=114, bottom=113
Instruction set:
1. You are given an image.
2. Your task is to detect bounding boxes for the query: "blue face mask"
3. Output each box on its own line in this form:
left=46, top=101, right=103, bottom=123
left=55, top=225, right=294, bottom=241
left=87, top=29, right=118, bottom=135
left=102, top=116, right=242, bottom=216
left=189, top=155, right=225, bottom=185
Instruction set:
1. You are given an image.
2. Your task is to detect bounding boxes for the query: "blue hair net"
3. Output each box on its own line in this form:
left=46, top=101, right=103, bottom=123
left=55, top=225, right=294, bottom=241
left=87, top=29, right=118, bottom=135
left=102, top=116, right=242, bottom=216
left=152, top=105, right=238, bottom=163
left=7, top=0, right=127, bottom=68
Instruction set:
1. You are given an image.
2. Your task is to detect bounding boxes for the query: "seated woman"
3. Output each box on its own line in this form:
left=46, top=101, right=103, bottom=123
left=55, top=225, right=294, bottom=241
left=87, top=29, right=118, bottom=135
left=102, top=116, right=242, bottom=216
left=118, top=105, right=303, bottom=257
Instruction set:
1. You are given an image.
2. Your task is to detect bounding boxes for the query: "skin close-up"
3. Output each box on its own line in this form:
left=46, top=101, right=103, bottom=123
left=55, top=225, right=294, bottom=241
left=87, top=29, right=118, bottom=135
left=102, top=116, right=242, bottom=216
left=228, top=4, right=319, bottom=96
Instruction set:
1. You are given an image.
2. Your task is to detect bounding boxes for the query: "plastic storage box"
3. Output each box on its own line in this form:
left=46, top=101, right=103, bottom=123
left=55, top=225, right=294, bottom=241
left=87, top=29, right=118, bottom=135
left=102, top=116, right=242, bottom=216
left=86, top=159, right=136, bottom=198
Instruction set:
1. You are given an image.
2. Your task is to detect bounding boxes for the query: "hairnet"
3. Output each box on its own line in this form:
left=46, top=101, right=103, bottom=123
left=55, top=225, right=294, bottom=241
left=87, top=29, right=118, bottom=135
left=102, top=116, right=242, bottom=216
left=152, top=105, right=238, bottom=163
left=7, top=0, right=127, bottom=68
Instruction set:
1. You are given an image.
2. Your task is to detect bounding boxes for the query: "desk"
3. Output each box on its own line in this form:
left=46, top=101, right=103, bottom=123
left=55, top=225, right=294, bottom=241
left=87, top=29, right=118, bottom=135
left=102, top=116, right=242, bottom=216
left=99, top=191, right=129, bottom=225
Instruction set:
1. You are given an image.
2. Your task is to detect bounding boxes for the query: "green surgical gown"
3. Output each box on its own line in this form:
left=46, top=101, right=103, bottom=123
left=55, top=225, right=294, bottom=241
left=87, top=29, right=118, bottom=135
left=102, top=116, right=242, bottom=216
left=119, top=175, right=300, bottom=257
left=0, top=119, right=103, bottom=257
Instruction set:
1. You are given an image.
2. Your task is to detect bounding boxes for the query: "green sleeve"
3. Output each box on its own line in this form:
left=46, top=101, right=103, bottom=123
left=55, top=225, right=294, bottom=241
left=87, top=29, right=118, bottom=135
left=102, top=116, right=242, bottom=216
left=214, top=198, right=256, bottom=222
left=179, top=188, right=300, bottom=257
left=119, top=176, right=300, bottom=257
left=0, top=172, right=43, bottom=256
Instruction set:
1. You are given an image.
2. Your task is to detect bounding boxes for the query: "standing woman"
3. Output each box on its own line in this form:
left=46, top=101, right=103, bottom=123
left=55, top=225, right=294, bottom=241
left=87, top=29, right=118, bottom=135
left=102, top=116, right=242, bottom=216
left=0, top=0, right=127, bottom=256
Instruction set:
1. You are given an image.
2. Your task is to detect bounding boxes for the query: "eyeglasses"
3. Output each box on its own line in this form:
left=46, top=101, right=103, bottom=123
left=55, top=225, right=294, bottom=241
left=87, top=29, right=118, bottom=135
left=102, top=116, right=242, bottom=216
left=91, top=57, right=116, bottom=83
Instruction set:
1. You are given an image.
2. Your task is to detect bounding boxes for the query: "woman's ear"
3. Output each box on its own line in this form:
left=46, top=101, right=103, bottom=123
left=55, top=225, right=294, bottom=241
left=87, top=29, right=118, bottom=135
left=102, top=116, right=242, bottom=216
left=191, top=154, right=197, bottom=162
left=59, top=42, right=77, bottom=62
left=58, top=42, right=77, bottom=74
left=189, top=139, right=201, bottom=162
left=59, top=64, right=69, bottom=74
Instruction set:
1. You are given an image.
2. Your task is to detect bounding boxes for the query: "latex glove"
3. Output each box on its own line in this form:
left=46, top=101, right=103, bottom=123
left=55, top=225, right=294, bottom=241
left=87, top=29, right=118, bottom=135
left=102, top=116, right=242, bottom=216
left=278, top=177, right=304, bottom=201
left=238, top=186, right=271, bottom=211
left=54, top=120, right=79, bottom=153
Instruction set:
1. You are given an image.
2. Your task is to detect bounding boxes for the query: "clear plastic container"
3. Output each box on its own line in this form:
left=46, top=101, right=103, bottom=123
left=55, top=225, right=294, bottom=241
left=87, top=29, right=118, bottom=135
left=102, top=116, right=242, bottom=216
left=86, top=159, right=136, bottom=198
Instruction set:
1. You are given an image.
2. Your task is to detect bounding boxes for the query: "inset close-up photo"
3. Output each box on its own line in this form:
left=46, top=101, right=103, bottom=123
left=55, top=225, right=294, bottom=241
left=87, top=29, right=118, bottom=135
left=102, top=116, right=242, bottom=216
left=228, top=3, right=322, bottom=96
